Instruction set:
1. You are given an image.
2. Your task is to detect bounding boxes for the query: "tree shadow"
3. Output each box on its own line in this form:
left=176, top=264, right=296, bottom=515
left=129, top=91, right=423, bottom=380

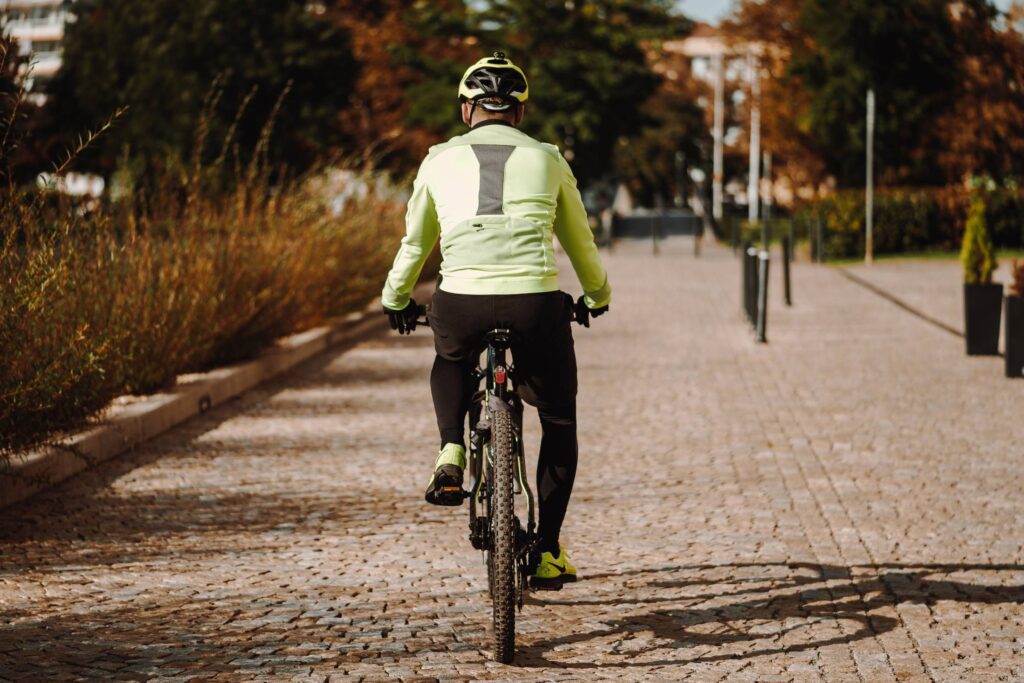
left=515, top=561, right=1024, bottom=669
left=0, top=335, right=430, bottom=570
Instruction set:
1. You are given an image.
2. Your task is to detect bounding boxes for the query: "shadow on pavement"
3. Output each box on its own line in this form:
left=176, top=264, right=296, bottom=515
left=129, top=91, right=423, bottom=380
left=517, top=561, right=1023, bottom=669
left=0, top=337, right=426, bottom=571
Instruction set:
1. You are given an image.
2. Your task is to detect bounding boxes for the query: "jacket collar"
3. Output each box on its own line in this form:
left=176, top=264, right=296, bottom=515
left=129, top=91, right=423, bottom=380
left=470, top=119, right=516, bottom=130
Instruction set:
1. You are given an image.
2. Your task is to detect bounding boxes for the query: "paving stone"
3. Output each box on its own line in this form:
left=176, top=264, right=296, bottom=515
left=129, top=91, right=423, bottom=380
left=0, top=242, right=1021, bottom=681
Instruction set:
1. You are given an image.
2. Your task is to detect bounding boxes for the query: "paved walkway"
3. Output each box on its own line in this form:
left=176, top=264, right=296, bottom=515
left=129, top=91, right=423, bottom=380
left=840, top=256, right=1021, bottom=347
left=1, top=241, right=1021, bottom=681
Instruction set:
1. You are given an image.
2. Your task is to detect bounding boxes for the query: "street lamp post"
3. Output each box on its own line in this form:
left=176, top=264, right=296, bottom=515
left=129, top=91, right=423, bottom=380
left=712, top=52, right=724, bottom=222
left=747, top=54, right=761, bottom=224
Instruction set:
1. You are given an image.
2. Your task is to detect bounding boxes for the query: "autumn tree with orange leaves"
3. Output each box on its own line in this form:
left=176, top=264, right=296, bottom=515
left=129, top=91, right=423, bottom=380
left=723, top=0, right=1024, bottom=194
left=328, top=1, right=478, bottom=176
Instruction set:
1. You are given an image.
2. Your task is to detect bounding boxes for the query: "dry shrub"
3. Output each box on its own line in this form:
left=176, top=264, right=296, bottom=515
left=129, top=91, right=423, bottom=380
left=0, top=62, right=414, bottom=460
left=0, top=169, right=404, bottom=458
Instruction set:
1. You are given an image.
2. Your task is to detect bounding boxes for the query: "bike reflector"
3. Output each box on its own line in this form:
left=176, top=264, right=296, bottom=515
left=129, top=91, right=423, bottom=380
left=494, top=366, right=507, bottom=385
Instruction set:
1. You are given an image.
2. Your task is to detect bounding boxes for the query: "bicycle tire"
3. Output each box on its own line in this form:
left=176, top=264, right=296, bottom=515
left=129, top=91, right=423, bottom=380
left=489, top=407, right=517, bottom=663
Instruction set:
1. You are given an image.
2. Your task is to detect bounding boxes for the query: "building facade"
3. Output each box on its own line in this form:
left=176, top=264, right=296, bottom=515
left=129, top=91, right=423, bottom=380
left=1, top=0, right=74, bottom=99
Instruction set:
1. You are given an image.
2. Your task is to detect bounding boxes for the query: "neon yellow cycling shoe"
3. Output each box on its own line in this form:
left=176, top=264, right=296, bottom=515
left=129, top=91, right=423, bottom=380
left=529, top=545, right=577, bottom=590
left=424, top=443, right=466, bottom=506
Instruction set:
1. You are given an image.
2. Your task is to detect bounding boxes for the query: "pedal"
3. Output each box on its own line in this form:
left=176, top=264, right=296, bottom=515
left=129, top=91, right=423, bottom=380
left=529, top=576, right=565, bottom=591
left=425, top=462, right=467, bottom=507
left=426, top=486, right=466, bottom=507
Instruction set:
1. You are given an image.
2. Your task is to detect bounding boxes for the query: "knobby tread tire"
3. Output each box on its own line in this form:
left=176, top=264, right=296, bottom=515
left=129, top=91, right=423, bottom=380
left=490, top=408, right=516, bottom=663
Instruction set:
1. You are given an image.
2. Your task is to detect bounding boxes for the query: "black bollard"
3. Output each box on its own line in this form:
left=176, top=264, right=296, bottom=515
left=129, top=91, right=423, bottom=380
left=743, top=243, right=758, bottom=326
left=816, top=215, right=825, bottom=263
left=694, top=217, right=703, bottom=258
left=756, top=250, right=770, bottom=343
left=782, top=234, right=792, bottom=307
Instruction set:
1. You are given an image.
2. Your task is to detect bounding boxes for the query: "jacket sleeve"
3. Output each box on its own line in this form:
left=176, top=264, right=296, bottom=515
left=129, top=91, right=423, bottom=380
left=552, top=153, right=611, bottom=308
left=381, top=159, right=440, bottom=310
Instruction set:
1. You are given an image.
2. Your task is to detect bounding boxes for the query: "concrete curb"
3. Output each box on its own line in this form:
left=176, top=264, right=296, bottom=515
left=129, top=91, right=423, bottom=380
left=0, top=285, right=431, bottom=510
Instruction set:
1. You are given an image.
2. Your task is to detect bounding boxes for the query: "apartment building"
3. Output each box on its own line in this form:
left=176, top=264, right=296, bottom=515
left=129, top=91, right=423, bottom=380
left=1, top=0, right=74, bottom=98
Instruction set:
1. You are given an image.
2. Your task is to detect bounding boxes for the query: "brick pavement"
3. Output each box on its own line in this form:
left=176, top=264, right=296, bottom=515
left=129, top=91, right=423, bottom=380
left=0, top=240, right=1022, bottom=681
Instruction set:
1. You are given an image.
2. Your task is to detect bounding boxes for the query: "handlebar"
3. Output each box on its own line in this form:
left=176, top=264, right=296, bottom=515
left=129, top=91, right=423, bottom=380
left=414, top=304, right=430, bottom=328
left=407, top=296, right=595, bottom=333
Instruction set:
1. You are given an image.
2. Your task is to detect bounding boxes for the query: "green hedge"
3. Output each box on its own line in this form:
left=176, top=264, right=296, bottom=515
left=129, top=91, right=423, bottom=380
left=794, top=187, right=1024, bottom=259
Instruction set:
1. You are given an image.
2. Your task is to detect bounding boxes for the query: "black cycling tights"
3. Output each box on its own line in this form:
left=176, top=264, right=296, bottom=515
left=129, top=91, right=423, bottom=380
left=430, top=354, right=577, bottom=556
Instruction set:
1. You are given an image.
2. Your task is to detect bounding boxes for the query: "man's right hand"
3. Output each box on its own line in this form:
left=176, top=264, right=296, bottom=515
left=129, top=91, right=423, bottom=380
left=385, top=299, right=420, bottom=334
left=573, top=295, right=608, bottom=328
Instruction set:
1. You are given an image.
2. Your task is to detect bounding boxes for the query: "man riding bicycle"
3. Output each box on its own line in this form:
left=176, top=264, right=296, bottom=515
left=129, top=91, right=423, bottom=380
left=381, top=52, right=611, bottom=590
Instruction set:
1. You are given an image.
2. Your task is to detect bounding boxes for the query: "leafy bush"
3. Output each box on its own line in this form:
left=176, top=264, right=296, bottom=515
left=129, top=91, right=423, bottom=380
left=961, top=194, right=997, bottom=285
left=795, top=186, right=1024, bottom=259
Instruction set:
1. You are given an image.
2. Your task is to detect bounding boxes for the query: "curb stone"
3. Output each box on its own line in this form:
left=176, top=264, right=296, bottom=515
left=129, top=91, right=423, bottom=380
left=0, top=284, right=432, bottom=509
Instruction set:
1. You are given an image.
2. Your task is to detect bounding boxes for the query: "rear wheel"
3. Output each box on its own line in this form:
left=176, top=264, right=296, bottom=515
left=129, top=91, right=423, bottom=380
left=489, top=408, right=516, bottom=663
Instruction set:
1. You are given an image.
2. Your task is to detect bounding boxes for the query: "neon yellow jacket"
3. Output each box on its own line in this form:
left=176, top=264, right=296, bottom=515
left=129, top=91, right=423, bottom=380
left=381, top=122, right=611, bottom=310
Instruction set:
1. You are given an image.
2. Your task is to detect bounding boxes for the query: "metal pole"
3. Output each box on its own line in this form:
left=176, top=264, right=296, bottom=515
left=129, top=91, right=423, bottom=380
left=694, top=217, right=702, bottom=258
left=651, top=214, right=659, bottom=256
left=865, top=88, right=875, bottom=265
left=782, top=234, right=792, bottom=306
left=763, top=151, right=772, bottom=224
left=816, top=213, right=825, bottom=264
left=756, top=250, right=770, bottom=343
left=743, top=242, right=756, bottom=323
left=747, top=53, right=761, bottom=223
left=713, top=52, right=725, bottom=222
left=674, top=151, right=684, bottom=209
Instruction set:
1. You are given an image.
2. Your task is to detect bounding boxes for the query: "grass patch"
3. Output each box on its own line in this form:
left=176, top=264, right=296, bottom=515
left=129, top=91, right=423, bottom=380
left=827, top=248, right=1024, bottom=266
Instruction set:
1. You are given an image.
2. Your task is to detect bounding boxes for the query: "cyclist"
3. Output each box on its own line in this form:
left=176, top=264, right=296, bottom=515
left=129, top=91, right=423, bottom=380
left=381, top=52, right=610, bottom=590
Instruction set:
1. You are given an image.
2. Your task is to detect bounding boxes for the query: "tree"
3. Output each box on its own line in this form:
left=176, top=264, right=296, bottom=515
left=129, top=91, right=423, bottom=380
left=933, top=0, right=1024, bottom=183
left=329, top=0, right=477, bottom=176
left=613, top=51, right=706, bottom=206
left=471, top=0, right=687, bottom=183
left=49, top=0, right=358, bottom=182
left=722, top=0, right=830, bottom=198
left=788, top=0, right=959, bottom=187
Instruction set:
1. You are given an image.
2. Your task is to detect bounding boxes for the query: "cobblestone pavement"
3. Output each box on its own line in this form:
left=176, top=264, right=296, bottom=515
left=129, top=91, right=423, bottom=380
left=1, top=240, right=1022, bottom=682
left=839, top=257, right=1021, bottom=339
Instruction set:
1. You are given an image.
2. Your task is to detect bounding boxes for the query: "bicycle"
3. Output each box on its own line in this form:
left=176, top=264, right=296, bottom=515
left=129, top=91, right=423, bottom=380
left=412, top=300, right=582, bottom=663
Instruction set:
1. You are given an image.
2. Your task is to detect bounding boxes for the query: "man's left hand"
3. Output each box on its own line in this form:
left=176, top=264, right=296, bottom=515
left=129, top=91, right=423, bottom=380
left=385, top=299, right=420, bottom=335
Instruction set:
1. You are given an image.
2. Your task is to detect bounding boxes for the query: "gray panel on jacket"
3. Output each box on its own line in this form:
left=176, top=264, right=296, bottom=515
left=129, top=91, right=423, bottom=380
left=471, top=144, right=515, bottom=215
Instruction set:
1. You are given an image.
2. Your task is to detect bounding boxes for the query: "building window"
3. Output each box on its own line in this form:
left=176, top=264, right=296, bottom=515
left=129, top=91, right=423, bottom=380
left=1, top=5, right=62, bottom=26
left=30, top=40, right=62, bottom=58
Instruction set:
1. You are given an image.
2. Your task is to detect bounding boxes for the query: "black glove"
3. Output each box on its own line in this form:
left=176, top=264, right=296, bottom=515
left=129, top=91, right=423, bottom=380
left=573, top=295, right=609, bottom=328
left=384, top=299, right=420, bottom=335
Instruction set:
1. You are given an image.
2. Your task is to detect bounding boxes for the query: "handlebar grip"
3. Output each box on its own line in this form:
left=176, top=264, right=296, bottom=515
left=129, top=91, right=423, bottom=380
left=415, top=304, right=430, bottom=328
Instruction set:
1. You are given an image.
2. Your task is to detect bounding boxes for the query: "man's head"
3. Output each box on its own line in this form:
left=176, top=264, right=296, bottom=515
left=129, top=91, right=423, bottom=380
left=458, top=52, right=528, bottom=128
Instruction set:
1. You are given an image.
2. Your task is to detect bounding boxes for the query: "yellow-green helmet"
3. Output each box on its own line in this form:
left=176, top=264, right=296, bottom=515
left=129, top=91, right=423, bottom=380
left=458, top=52, right=529, bottom=111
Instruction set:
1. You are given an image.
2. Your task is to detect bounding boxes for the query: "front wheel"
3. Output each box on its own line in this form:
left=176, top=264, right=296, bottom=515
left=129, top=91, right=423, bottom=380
left=489, top=408, right=517, bottom=663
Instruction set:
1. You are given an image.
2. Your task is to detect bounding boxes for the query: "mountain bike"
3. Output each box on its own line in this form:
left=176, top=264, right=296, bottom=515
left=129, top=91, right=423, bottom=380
left=413, top=303, right=574, bottom=663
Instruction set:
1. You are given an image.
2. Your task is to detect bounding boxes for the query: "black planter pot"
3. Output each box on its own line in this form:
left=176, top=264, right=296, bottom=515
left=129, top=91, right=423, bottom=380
left=963, top=283, right=1002, bottom=356
left=1006, top=296, right=1024, bottom=377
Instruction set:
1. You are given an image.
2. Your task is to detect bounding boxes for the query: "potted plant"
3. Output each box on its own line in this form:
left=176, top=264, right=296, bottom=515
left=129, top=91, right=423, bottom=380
left=960, top=194, right=1001, bottom=355
left=1005, top=260, right=1024, bottom=377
